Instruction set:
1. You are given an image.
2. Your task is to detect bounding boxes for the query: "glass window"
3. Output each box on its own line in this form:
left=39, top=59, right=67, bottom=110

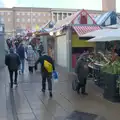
left=27, top=13, right=30, bottom=16
left=28, top=19, right=30, bottom=22
left=33, top=13, right=36, bottom=16
left=1, top=12, right=4, bottom=15
left=1, top=18, right=4, bottom=22
left=22, top=18, right=25, bottom=22
left=7, top=12, right=11, bottom=15
left=22, top=12, right=25, bottom=16
left=16, top=18, right=20, bottom=22
left=33, top=19, right=36, bottom=22
left=16, top=12, right=20, bottom=15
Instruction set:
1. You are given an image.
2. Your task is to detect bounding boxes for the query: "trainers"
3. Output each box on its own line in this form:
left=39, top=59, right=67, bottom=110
left=82, top=92, right=88, bottom=95
left=42, top=89, right=45, bottom=93
left=14, top=82, right=18, bottom=86
left=49, top=92, right=53, bottom=97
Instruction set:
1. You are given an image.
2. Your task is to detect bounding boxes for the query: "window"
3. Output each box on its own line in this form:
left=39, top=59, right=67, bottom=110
left=1, top=18, right=4, bottom=22
left=1, top=12, right=4, bottom=15
left=27, top=13, right=30, bottom=16
left=33, top=13, right=36, bottom=16
left=58, top=13, right=62, bottom=20
left=44, top=13, right=46, bottom=16
left=27, top=19, right=30, bottom=23
left=16, top=18, right=20, bottom=22
left=68, top=13, right=72, bottom=16
left=22, top=18, right=25, bottom=22
left=17, top=12, right=20, bottom=16
left=22, top=12, right=25, bottom=16
left=8, top=18, right=11, bottom=22
left=33, top=19, right=36, bottom=22
left=7, top=12, right=11, bottom=15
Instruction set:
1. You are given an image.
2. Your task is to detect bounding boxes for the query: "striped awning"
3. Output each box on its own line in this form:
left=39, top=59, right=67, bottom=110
left=72, top=25, right=101, bottom=37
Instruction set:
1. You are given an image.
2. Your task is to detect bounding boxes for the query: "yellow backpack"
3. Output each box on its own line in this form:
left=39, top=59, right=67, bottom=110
left=44, top=60, right=53, bottom=73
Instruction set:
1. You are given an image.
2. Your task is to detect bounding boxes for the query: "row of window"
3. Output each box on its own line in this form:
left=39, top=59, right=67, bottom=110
left=16, top=12, right=51, bottom=16
left=0, top=12, right=11, bottom=16
left=16, top=18, right=46, bottom=23
left=0, top=17, right=47, bottom=23
left=0, top=12, right=51, bottom=16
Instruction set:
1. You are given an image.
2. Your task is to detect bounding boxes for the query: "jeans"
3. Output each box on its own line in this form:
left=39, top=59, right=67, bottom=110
left=20, top=59, right=24, bottom=73
left=42, top=73, right=52, bottom=92
left=8, top=69, right=18, bottom=88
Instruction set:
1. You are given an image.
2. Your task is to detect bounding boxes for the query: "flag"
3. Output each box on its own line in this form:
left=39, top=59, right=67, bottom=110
left=35, top=24, right=39, bottom=31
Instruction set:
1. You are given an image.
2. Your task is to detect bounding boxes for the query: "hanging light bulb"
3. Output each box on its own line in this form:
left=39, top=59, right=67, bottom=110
left=49, top=32, right=53, bottom=36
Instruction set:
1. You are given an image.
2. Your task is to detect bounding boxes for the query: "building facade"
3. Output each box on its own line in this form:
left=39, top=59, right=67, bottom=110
left=0, top=6, right=118, bottom=35
left=102, top=0, right=116, bottom=11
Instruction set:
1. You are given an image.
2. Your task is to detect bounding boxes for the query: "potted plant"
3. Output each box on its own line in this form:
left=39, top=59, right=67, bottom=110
left=102, top=56, right=120, bottom=102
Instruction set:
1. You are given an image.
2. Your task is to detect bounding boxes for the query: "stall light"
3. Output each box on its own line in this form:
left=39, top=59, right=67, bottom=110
left=56, top=31, right=61, bottom=36
left=49, top=32, right=53, bottom=36
left=32, top=33, right=35, bottom=37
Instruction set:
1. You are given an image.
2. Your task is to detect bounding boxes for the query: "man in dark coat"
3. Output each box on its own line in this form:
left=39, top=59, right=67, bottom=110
left=5, top=48, right=20, bottom=88
left=17, top=43, right=25, bottom=74
left=35, top=53, right=55, bottom=97
left=75, top=52, right=89, bottom=95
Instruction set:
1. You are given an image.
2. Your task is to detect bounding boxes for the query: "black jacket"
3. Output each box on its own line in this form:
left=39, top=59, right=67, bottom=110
left=5, top=53, right=21, bottom=71
left=35, top=55, right=55, bottom=74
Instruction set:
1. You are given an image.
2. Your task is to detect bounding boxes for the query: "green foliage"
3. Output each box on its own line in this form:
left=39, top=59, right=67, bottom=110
left=102, top=58, right=120, bottom=74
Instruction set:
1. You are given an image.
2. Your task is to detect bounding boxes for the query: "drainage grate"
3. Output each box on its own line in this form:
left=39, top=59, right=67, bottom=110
left=65, top=111, right=98, bottom=120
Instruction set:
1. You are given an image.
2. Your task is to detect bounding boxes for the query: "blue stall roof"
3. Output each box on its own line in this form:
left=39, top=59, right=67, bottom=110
left=95, top=11, right=120, bottom=26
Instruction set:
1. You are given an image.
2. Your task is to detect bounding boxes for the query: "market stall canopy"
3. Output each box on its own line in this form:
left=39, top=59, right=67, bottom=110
left=95, top=11, right=120, bottom=26
left=88, top=36, right=120, bottom=42
left=80, top=29, right=113, bottom=38
left=106, top=24, right=120, bottom=29
left=51, top=9, right=97, bottom=32
left=72, top=25, right=101, bottom=37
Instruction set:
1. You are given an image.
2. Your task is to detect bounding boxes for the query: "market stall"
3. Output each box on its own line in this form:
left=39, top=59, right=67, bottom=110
left=87, top=34, right=120, bottom=102
left=50, top=9, right=102, bottom=72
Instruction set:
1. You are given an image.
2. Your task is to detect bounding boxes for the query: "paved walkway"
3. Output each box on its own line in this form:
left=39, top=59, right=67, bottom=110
left=0, top=65, right=120, bottom=120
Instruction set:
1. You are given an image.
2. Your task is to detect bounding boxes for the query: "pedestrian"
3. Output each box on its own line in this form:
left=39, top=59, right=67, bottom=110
left=75, top=52, right=89, bottom=95
left=38, top=42, right=44, bottom=57
left=5, top=48, right=20, bottom=88
left=26, top=45, right=37, bottom=73
left=17, top=43, right=25, bottom=74
left=35, top=53, right=55, bottom=97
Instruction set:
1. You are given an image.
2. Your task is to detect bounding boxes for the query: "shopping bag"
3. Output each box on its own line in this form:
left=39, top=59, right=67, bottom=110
left=44, top=60, right=53, bottom=73
left=52, top=71, right=58, bottom=82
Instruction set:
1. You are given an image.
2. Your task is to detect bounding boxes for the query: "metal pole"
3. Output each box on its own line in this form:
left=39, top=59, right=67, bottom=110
left=30, top=6, right=33, bottom=30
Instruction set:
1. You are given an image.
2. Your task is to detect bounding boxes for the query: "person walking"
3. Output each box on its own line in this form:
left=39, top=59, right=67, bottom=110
left=26, top=45, right=37, bottom=73
left=38, top=42, right=44, bottom=57
left=5, top=48, right=20, bottom=88
left=35, top=53, right=55, bottom=97
left=17, top=43, right=25, bottom=74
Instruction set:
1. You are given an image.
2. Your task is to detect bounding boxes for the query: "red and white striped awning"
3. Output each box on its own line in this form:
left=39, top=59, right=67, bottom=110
left=72, top=25, right=101, bottom=37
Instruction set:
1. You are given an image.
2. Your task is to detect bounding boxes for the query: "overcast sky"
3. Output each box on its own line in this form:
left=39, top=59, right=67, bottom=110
left=0, top=0, right=120, bottom=12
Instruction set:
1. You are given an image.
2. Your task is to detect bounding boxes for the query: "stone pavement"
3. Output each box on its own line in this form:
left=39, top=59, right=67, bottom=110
left=0, top=65, right=120, bottom=120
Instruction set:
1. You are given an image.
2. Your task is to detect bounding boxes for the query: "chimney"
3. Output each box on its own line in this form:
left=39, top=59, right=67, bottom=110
left=102, top=0, right=116, bottom=11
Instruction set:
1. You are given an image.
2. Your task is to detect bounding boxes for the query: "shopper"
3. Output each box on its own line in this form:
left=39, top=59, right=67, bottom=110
left=35, top=53, right=55, bottom=97
left=5, top=48, right=20, bottom=88
left=27, top=45, right=37, bottom=73
left=17, top=43, right=25, bottom=74
left=75, top=52, right=89, bottom=95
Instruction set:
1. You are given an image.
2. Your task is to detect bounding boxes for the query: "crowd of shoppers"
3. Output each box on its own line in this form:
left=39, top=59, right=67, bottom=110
left=5, top=39, right=55, bottom=97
